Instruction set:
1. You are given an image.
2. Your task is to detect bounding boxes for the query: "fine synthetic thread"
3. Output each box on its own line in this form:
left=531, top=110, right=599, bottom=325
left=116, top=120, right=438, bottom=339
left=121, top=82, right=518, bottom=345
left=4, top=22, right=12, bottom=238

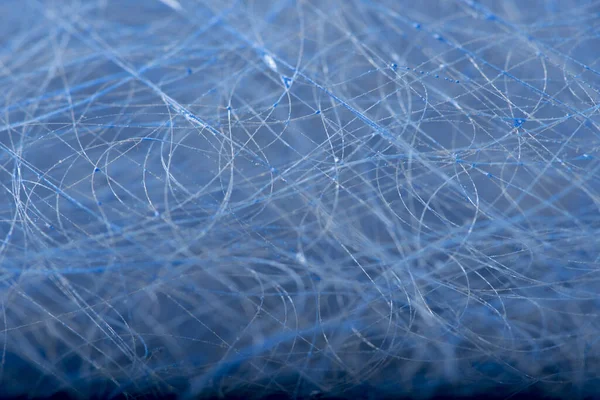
left=0, top=0, right=599, bottom=399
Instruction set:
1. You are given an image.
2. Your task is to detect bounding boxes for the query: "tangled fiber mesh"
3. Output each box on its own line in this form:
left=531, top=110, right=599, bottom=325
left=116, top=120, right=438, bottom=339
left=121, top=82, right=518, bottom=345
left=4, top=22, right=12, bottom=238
left=1, top=0, right=600, bottom=398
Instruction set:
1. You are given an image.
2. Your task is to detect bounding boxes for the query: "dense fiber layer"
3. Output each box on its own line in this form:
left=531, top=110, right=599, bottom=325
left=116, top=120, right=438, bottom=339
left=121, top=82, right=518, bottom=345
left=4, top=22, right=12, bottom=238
left=0, top=0, right=599, bottom=398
